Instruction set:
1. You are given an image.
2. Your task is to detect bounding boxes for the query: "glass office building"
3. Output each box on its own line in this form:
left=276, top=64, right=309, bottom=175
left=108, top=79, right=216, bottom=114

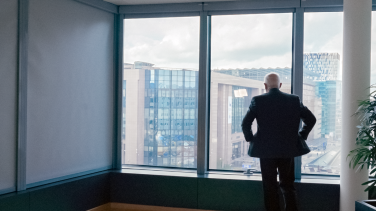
left=122, top=62, right=198, bottom=168
left=303, top=53, right=342, bottom=141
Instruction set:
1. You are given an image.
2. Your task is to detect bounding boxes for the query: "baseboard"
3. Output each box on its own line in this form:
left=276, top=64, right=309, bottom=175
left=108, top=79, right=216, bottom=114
left=88, top=203, right=217, bottom=211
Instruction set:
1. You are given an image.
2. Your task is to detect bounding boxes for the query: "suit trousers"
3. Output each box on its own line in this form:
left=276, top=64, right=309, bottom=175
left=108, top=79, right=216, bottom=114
left=260, top=158, right=298, bottom=211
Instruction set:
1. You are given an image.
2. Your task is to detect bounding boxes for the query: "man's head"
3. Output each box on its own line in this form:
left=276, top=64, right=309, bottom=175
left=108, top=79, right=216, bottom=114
left=264, top=72, right=282, bottom=92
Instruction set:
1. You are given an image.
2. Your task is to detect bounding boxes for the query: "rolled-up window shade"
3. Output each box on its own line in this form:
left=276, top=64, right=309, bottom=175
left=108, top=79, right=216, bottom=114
left=0, top=0, right=18, bottom=193
left=26, top=0, right=113, bottom=185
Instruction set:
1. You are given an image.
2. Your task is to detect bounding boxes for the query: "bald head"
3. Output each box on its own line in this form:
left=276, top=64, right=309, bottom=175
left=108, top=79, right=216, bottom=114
left=264, top=73, right=282, bottom=92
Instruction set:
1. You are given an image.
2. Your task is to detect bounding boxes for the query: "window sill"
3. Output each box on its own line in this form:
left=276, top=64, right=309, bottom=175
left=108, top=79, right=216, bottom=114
left=119, top=166, right=198, bottom=178
left=117, top=167, right=340, bottom=185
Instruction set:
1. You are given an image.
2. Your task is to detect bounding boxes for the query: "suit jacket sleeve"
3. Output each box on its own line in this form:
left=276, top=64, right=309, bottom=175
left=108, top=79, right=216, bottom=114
left=242, top=98, right=257, bottom=143
left=299, top=99, right=317, bottom=140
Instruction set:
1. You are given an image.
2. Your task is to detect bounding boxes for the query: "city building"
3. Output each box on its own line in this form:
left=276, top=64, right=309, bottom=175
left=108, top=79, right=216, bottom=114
left=122, top=52, right=341, bottom=171
left=123, top=62, right=198, bottom=168
left=303, top=53, right=342, bottom=143
left=304, top=53, right=341, bottom=81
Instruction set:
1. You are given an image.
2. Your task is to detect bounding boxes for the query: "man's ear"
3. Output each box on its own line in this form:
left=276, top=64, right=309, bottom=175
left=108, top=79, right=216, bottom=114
left=279, top=83, right=282, bottom=88
left=264, top=83, right=268, bottom=90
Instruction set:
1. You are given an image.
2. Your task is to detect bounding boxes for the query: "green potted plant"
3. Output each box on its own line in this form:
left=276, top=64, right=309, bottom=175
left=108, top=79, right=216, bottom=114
left=349, top=85, right=376, bottom=210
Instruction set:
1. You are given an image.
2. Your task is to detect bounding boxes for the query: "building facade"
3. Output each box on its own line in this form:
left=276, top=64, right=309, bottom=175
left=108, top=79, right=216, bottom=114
left=123, top=62, right=198, bottom=168
left=303, top=53, right=342, bottom=143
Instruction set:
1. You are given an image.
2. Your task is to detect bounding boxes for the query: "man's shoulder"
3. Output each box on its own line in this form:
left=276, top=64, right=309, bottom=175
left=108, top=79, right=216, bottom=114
left=254, top=91, right=300, bottom=100
left=251, top=94, right=266, bottom=103
left=278, top=93, right=301, bottom=105
left=280, top=92, right=300, bottom=99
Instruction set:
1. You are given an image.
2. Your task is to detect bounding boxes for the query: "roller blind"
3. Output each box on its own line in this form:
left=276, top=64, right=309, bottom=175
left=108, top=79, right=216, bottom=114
left=0, top=0, right=18, bottom=193
left=26, top=0, right=114, bottom=185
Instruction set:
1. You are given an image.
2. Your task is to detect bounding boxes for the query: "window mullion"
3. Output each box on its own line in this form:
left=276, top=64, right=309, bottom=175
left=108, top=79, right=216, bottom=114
left=114, top=14, right=124, bottom=170
left=292, top=8, right=304, bottom=180
left=197, top=11, right=210, bottom=175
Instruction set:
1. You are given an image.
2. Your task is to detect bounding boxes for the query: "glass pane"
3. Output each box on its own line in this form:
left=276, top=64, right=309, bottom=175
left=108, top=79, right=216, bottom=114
left=122, top=17, right=199, bottom=168
left=302, top=12, right=343, bottom=175
left=209, top=13, right=293, bottom=171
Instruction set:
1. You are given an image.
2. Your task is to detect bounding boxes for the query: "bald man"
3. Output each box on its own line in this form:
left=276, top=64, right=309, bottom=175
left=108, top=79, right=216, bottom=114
left=242, top=73, right=316, bottom=211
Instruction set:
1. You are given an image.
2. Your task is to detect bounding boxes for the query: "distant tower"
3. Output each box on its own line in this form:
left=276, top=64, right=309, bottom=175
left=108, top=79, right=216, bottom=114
left=304, top=53, right=341, bottom=141
left=304, top=53, right=340, bottom=81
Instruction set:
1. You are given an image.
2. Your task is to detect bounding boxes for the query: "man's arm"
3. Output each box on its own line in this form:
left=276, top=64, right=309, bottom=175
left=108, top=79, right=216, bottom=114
left=242, top=98, right=257, bottom=143
left=299, top=100, right=316, bottom=140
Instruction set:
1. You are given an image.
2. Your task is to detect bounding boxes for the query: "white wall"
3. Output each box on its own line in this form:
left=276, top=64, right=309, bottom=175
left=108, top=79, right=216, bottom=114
left=0, top=0, right=18, bottom=193
left=26, top=0, right=114, bottom=185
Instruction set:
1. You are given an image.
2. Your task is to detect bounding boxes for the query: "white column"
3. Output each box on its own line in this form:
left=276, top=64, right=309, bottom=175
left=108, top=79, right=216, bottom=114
left=341, top=0, right=372, bottom=210
left=124, top=68, right=142, bottom=165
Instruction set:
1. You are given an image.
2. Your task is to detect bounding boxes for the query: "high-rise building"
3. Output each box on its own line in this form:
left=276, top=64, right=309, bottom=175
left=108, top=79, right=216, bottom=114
left=303, top=53, right=342, bottom=142
left=304, top=53, right=340, bottom=81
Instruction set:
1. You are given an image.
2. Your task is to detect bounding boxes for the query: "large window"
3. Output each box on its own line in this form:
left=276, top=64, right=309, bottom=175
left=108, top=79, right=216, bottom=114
left=122, top=17, right=199, bottom=168
left=302, top=12, right=343, bottom=175
left=209, top=13, right=293, bottom=171
left=121, top=10, right=347, bottom=178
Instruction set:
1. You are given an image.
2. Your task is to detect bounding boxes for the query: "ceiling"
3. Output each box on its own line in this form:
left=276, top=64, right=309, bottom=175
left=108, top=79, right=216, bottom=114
left=104, top=0, right=233, bottom=5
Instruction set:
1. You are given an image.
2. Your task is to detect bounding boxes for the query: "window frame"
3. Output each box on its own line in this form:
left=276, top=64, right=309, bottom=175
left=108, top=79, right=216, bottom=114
left=206, top=11, right=295, bottom=175
left=120, top=14, right=201, bottom=170
left=118, top=3, right=347, bottom=180
left=300, top=9, right=344, bottom=178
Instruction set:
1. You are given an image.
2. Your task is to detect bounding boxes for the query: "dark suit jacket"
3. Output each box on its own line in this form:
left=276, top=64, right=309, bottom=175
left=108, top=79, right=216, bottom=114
left=241, top=88, right=316, bottom=158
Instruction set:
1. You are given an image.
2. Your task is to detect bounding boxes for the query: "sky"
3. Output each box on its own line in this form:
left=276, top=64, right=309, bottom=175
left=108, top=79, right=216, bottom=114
left=124, top=12, right=376, bottom=84
left=211, top=13, right=292, bottom=69
left=124, top=17, right=199, bottom=70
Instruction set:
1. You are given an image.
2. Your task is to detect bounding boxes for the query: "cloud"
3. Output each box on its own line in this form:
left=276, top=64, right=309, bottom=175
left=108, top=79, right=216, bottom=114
left=124, top=14, right=294, bottom=70
left=304, top=12, right=343, bottom=54
left=124, top=17, right=199, bottom=69
left=122, top=11, right=376, bottom=83
left=211, top=13, right=293, bottom=69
